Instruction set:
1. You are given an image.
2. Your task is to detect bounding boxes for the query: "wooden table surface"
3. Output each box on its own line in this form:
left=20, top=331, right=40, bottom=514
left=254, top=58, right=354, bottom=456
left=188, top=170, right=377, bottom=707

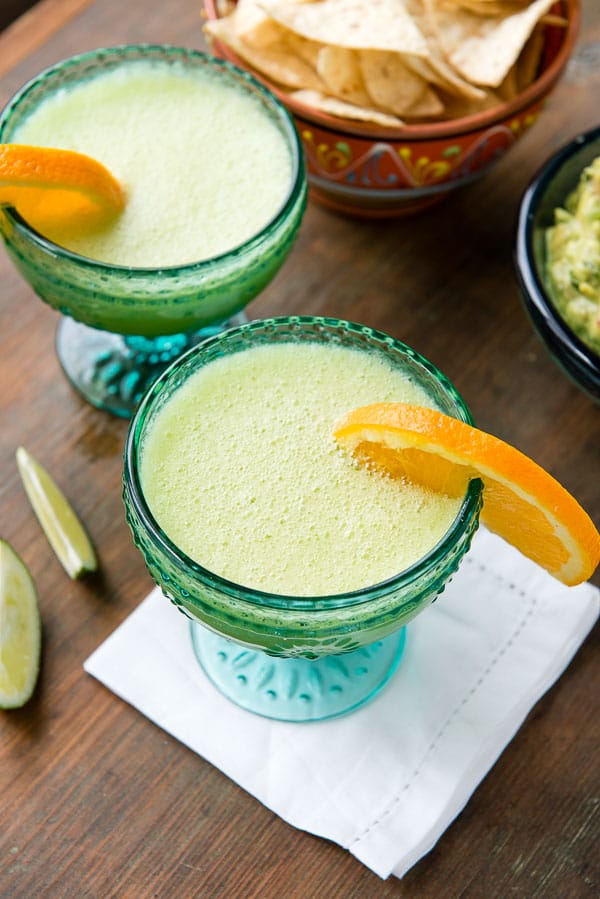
left=0, top=1, right=598, bottom=896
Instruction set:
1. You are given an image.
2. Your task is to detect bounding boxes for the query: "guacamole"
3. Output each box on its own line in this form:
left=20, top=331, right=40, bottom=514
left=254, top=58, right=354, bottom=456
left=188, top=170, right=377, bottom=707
left=545, top=155, right=600, bottom=356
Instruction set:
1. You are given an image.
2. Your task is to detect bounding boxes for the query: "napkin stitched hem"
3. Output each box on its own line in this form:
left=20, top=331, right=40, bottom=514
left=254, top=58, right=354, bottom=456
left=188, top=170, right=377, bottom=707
left=349, top=548, right=598, bottom=878
left=349, top=554, right=539, bottom=869
left=84, top=529, right=599, bottom=881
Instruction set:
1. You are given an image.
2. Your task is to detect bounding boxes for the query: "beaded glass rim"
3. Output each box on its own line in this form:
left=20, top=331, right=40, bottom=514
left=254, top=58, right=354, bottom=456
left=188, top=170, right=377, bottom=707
left=0, top=43, right=306, bottom=274
left=124, top=315, right=483, bottom=610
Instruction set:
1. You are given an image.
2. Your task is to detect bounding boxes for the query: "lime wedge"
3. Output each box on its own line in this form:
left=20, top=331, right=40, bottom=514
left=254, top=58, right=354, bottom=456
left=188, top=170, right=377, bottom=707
left=0, top=539, right=41, bottom=709
left=16, top=447, right=97, bottom=579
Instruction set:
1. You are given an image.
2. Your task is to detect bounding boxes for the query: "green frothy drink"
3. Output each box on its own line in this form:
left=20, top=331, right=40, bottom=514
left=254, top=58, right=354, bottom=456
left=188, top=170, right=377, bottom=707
left=0, top=48, right=307, bottom=417
left=11, top=58, right=293, bottom=268
left=124, top=318, right=481, bottom=665
left=0, top=47, right=306, bottom=340
left=140, top=341, right=462, bottom=596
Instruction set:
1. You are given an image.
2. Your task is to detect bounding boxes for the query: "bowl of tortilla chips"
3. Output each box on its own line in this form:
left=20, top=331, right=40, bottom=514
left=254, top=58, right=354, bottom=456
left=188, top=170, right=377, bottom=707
left=204, top=0, right=579, bottom=217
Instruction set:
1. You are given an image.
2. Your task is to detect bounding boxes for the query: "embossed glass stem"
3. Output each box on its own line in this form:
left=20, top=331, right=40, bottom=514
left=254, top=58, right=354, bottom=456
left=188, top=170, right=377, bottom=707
left=123, top=316, right=482, bottom=721
left=0, top=45, right=307, bottom=416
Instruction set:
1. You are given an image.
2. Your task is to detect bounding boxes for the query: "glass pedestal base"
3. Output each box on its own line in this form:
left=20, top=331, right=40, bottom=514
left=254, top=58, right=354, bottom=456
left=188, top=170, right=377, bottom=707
left=56, top=311, right=249, bottom=418
left=190, top=623, right=406, bottom=722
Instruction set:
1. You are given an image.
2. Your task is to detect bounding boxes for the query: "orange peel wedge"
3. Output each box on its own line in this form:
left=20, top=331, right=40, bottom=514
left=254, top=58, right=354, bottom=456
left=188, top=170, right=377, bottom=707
left=0, top=143, right=125, bottom=232
left=333, top=403, right=600, bottom=586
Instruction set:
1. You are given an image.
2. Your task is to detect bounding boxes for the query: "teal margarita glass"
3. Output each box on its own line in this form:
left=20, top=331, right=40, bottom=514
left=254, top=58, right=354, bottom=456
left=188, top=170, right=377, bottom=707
left=0, top=45, right=307, bottom=417
left=123, top=316, right=482, bottom=722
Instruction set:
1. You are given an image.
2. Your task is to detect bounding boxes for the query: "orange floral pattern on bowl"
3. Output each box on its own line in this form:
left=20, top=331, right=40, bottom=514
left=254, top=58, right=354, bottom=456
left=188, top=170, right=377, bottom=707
left=296, top=102, right=544, bottom=215
left=203, top=0, right=578, bottom=217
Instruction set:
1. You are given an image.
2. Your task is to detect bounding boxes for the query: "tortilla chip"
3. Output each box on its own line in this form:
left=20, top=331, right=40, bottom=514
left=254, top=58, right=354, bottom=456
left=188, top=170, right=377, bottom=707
left=206, top=0, right=559, bottom=126
left=516, top=22, right=546, bottom=90
left=290, top=89, right=405, bottom=126
left=436, top=85, right=503, bottom=117
left=406, top=52, right=484, bottom=101
left=205, top=16, right=324, bottom=90
left=441, top=0, right=531, bottom=16
left=359, top=50, right=444, bottom=117
left=403, top=0, right=487, bottom=100
left=234, top=0, right=318, bottom=47
left=215, top=0, right=236, bottom=14
left=316, top=46, right=373, bottom=107
left=425, top=0, right=556, bottom=87
left=233, top=0, right=285, bottom=47
left=288, top=32, right=322, bottom=69
left=496, top=61, right=519, bottom=100
left=259, top=0, right=431, bottom=57
left=403, top=86, right=446, bottom=118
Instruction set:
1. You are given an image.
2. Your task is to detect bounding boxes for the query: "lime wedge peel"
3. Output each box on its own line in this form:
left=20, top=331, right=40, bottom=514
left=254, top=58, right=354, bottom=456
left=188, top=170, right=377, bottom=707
left=0, top=538, right=41, bottom=709
left=16, top=447, right=97, bottom=580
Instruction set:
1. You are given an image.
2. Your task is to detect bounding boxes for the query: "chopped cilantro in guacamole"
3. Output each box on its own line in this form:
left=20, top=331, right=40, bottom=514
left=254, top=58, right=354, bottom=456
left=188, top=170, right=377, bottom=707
left=545, top=156, right=600, bottom=356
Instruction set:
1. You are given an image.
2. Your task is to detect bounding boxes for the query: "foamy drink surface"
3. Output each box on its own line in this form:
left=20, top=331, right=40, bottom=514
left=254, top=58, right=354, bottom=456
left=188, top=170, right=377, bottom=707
left=13, top=60, right=293, bottom=266
left=140, top=342, right=463, bottom=596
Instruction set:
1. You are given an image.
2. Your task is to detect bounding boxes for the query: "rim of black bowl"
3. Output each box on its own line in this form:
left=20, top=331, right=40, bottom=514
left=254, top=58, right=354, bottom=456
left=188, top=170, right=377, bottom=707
left=515, top=124, right=600, bottom=391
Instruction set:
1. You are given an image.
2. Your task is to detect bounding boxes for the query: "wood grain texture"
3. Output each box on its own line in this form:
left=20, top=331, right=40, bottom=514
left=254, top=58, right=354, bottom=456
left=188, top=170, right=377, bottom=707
left=0, top=1, right=598, bottom=896
left=0, top=0, right=93, bottom=77
left=0, top=0, right=38, bottom=33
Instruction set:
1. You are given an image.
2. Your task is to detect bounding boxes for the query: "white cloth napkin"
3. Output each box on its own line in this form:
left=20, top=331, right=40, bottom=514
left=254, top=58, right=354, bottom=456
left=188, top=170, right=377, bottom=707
left=84, top=529, right=598, bottom=879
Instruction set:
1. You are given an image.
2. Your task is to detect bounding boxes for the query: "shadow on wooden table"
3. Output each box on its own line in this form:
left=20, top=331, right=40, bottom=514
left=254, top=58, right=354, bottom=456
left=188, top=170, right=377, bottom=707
left=1, top=0, right=38, bottom=31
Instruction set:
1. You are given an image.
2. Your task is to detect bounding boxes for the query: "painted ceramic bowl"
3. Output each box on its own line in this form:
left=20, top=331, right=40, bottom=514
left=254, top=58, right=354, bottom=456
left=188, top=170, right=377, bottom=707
left=204, top=0, right=579, bottom=218
left=515, top=126, right=600, bottom=403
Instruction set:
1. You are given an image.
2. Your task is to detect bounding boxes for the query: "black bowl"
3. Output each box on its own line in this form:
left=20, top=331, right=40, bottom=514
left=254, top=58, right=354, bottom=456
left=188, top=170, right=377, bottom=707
left=515, top=125, right=600, bottom=402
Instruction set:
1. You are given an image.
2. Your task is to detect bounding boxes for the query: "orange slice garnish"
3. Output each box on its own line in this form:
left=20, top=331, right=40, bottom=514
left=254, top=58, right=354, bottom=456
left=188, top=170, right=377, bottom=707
left=0, top=144, right=125, bottom=232
left=333, top=403, right=600, bottom=586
